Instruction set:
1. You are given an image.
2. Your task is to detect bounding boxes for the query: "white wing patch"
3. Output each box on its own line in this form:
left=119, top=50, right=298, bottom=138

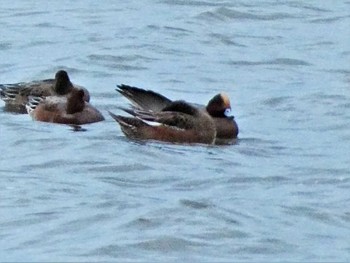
left=25, top=96, right=44, bottom=114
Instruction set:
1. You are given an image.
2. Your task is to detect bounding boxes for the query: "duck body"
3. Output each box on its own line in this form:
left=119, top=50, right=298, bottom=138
left=0, top=70, right=90, bottom=113
left=110, top=100, right=216, bottom=145
left=116, top=84, right=238, bottom=143
left=26, top=88, right=104, bottom=125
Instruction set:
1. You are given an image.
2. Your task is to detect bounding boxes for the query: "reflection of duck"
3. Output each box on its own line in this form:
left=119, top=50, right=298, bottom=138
left=109, top=100, right=216, bottom=145
left=26, top=88, right=104, bottom=125
left=0, top=70, right=90, bottom=113
left=116, top=84, right=239, bottom=143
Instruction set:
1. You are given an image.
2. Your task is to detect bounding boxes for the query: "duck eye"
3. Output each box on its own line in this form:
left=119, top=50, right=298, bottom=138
left=224, top=108, right=232, bottom=117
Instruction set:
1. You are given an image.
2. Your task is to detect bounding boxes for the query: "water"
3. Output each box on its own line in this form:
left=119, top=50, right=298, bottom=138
left=0, top=0, right=349, bottom=261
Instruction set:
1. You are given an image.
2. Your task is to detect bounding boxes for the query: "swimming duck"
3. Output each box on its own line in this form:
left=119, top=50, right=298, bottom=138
left=109, top=100, right=216, bottom=144
left=0, top=70, right=90, bottom=113
left=26, top=88, right=104, bottom=125
left=116, top=84, right=238, bottom=144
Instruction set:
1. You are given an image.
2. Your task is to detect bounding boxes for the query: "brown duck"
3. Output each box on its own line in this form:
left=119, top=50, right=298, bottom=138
left=109, top=100, right=216, bottom=145
left=26, top=88, right=104, bottom=125
left=0, top=70, right=90, bottom=113
left=116, top=84, right=238, bottom=144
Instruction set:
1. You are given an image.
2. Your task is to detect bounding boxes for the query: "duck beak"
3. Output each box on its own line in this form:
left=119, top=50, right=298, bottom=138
left=224, top=108, right=234, bottom=117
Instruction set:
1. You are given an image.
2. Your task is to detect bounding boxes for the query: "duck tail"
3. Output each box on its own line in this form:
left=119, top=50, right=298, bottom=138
left=0, top=85, right=19, bottom=101
left=109, top=111, right=150, bottom=140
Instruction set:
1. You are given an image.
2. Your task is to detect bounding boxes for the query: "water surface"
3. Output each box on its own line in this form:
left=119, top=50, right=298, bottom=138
left=0, top=0, right=350, bottom=261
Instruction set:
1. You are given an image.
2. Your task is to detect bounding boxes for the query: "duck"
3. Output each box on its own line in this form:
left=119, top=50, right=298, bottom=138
left=116, top=84, right=238, bottom=144
left=0, top=70, right=90, bottom=113
left=26, top=88, right=104, bottom=125
left=109, top=100, right=216, bottom=145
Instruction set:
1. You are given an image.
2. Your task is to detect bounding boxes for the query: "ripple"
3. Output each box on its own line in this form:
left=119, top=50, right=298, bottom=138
left=124, top=217, right=161, bottom=229
left=281, top=205, right=341, bottom=226
left=44, top=213, right=112, bottom=237
left=160, top=0, right=221, bottom=7
left=191, top=228, right=249, bottom=240
left=0, top=211, right=57, bottom=227
left=296, top=167, right=349, bottom=179
left=27, top=40, right=56, bottom=47
left=98, top=173, right=161, bottom=188
left=227, top=175, right=290, bottom=184
left=87, top=54, right=156, bottom=63
left=227, top=58, right=312, bottom=67
left=162, top=26, right=193, bottom=37
left=180, top=199, right=212, bottom=209
left=89, top=163, right=152, bottom=173
left=207, top=33, right=246, bottom=47
left=197, top=7, right=298, bottom=22
left=263, top=96, right=292, bottom=107
left=0, top=42, right=12, bottom=50
left=86, top=54, right=153, bottom=71
left=236, top=238, right=295, bottom=255
left=21, top=159, right=79, bottom=170
left=309, top=15, right=350, bottom=23
left=132, top=236, right=206, bottom=252
left=173, top=178, right=218, bottom=191
left=85, top=244, right=130, bottom=259
left=11, top=11, right=47, bottom=17
left=287, top=2, right=331, bottom=13
left=34, top=22, right=66, bottom=29
left=340, top=212, right=350, bottom=223
left=262, top=96, right=296, bottom=112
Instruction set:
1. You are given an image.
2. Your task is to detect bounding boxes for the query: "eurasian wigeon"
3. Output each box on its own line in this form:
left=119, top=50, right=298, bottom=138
left=109, top=100, right=216, bottom=145
left=0, top=70, right=90, bottom=113
left=116, top=84, right=239, bottom=144
left=26, top=88, right=104, bottom=125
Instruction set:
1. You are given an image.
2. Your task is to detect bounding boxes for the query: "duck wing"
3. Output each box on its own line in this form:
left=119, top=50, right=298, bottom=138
left=116, top=84, right=172, bottom=112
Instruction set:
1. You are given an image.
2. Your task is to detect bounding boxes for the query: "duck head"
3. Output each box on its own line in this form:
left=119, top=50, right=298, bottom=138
left=66, top=89, right=85, bottom=114
left=54, top=70, right=74, bottom=95
left=206, top=93, right=233, bottom=118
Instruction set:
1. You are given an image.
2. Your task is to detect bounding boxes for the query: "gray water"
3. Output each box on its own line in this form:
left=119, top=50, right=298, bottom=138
left=0, top=0, right=350, bottom=262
